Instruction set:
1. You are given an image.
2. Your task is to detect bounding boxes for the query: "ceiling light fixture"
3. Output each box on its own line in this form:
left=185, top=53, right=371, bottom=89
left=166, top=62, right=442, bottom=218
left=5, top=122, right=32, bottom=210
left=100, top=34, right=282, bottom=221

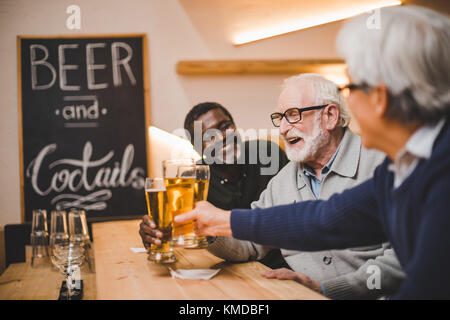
left=232, top=0, right=402, bottom=45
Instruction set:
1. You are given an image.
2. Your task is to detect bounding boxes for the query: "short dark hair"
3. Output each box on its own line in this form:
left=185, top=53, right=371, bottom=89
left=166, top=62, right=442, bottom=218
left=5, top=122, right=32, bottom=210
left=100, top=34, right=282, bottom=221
left=184, top=102, right=234, bottom=143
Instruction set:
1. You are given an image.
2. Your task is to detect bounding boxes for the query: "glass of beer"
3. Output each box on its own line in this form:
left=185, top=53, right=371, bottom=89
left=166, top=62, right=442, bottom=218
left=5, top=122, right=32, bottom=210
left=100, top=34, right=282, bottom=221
left=163, top=159, right=196, bottom=247
left=186, top=165, right=210, bottom=249
left=145, top=178, right=175, bottom=263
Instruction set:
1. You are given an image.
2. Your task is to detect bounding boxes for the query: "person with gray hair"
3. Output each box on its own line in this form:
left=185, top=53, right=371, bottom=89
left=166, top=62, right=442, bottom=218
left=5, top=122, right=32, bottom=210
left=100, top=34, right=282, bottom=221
left=202, top=73, right=405, bottom=299
left=337, top=5, right=450, bottom=125
left=174, top=6, right=450, bottom=299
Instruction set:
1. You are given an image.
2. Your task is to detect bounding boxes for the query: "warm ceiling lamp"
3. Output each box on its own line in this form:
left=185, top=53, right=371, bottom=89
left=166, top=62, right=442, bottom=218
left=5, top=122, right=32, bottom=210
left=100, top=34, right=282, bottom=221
left=148, top=126, right=201, bottom=176
left=233, top=0, right=402, bottom=45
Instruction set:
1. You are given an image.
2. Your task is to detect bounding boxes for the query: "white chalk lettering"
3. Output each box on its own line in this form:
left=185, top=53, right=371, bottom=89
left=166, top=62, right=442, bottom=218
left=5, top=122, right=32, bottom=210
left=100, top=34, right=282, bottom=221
left=58, top=44, right=81, bottom=91
left=111, top=42, right=136, bottom=87
left=86, top=43, right=108, bottom=90
left=29, top=42, right=136, bottom=90
left=26, top=142, right=145, bottom=210
left=30, top=44, right=57, bottom=90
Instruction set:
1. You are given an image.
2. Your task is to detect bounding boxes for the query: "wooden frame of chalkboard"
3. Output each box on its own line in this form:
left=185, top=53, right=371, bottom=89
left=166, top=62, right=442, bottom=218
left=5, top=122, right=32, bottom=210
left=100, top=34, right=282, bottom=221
left=17, top=34, right=151, bottom=223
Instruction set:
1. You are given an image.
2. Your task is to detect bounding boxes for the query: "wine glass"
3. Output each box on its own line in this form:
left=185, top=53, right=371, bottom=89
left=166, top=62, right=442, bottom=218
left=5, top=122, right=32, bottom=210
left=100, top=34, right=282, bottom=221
left=49, top=210, right=69, bottom=256
left=68, top=210, right=93, bottom=271
left=50, top=241, right=85, bottom=300
left=30, top=209, right=49, bottom=267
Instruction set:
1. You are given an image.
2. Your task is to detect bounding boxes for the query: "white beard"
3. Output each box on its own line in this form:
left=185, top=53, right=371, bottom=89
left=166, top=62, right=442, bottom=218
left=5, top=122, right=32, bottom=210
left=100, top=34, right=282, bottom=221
left=283, top=119, right=329, bottom=163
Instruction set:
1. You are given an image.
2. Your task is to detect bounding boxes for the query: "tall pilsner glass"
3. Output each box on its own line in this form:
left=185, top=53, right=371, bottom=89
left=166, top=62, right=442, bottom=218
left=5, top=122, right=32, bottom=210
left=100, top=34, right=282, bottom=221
left=186, top=165, right=210, bottom=249
left=162, top=159, right=196, bottom=247
left=145, top=178, right=176, bottom=263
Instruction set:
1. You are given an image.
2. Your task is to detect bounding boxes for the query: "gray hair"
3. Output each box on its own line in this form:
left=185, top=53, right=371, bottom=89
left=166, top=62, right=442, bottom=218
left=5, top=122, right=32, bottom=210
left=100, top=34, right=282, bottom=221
left=282, top=73, right=351, bottom=128
left=337, top=6, right=450, bottom=125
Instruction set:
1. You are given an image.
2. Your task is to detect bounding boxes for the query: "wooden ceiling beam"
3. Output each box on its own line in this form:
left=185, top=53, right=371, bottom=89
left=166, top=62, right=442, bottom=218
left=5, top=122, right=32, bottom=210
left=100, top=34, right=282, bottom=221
left=177, top=59, right=346, bottom=75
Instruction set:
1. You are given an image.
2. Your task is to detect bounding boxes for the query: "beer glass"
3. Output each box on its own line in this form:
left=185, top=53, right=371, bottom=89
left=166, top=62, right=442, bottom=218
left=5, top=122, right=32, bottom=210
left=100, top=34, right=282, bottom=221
left=145, top=178, right=176, bottom=263
left=187, top=165, right=210, bottom=249
left=162, top=159, right=196, bottom=247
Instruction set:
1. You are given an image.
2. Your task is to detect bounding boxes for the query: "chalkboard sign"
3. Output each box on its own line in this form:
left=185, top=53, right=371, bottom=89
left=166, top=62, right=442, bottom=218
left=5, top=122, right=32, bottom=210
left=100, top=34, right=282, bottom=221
left=17, top=34, right=150, bottom=222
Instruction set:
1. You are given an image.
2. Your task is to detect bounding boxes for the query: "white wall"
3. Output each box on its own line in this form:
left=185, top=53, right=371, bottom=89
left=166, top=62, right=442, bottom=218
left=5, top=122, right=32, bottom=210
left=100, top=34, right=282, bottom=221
left=0, top=0, right=343, bottom=226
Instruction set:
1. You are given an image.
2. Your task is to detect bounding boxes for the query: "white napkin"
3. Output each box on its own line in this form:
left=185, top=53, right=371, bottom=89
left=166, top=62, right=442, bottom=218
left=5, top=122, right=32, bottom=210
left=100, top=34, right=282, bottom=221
left=168, top=267, right=221, bottom=280
left=130, top=247, right=147, bottom=253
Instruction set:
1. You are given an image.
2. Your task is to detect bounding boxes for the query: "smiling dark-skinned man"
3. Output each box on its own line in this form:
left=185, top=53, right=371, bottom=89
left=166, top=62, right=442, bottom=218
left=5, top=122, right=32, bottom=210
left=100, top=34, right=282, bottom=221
left=139, top=102, right=289, bottom=267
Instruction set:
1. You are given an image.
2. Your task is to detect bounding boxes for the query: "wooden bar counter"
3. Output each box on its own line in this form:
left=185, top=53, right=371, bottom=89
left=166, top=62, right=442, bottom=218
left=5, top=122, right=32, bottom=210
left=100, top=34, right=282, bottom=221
left=0, top=219, right=326, bottom=300
left=93, top=220, right=326, bottom=300
left=0, top=247, right=96, bottom=299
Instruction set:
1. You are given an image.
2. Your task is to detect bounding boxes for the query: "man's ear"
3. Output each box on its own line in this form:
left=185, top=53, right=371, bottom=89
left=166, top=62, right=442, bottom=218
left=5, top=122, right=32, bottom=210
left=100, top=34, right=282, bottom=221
left=370, top=83, right=389, bottom=118
left=323, top=103, right=340, bottom=131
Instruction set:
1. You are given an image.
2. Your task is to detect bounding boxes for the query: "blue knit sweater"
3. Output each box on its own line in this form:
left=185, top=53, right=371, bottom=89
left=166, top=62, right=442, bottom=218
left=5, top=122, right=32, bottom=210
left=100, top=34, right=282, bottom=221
left=231, top=120, right=450, bottom=299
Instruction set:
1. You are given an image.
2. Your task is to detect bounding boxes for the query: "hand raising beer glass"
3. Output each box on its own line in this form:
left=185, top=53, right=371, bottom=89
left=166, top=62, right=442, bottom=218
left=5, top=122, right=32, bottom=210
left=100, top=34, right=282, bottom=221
left=145, top=178, right=175, bottom=263
left=163, top=159, right=196, bottom=247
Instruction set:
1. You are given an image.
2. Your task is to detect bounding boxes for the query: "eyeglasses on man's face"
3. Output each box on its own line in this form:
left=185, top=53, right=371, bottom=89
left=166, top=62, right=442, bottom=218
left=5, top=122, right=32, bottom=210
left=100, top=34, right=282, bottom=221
left=270, top=105, right=327, bottom=127
left=338, top=83, right=370, bottom=98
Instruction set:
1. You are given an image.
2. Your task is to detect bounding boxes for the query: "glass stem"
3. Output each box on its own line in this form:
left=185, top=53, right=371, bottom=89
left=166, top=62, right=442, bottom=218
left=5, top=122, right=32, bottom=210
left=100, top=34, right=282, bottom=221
left=66, top=276, right=72, bottom=299
left=66, top=265, right=73, bottom=299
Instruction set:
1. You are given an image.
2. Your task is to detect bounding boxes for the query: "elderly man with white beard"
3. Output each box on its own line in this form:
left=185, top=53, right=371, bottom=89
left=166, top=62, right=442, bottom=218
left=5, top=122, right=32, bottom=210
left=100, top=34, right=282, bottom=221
left=205, top=74, right=405, bottom=299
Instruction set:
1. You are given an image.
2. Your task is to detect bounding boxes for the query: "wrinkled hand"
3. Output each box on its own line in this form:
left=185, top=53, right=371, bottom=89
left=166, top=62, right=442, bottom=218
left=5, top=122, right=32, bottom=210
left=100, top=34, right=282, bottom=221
left=174, top=201, right=232, bottom=237
left=262, top=268, right=322, bottom=293
left=139, top=215, right=171, bottom=252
